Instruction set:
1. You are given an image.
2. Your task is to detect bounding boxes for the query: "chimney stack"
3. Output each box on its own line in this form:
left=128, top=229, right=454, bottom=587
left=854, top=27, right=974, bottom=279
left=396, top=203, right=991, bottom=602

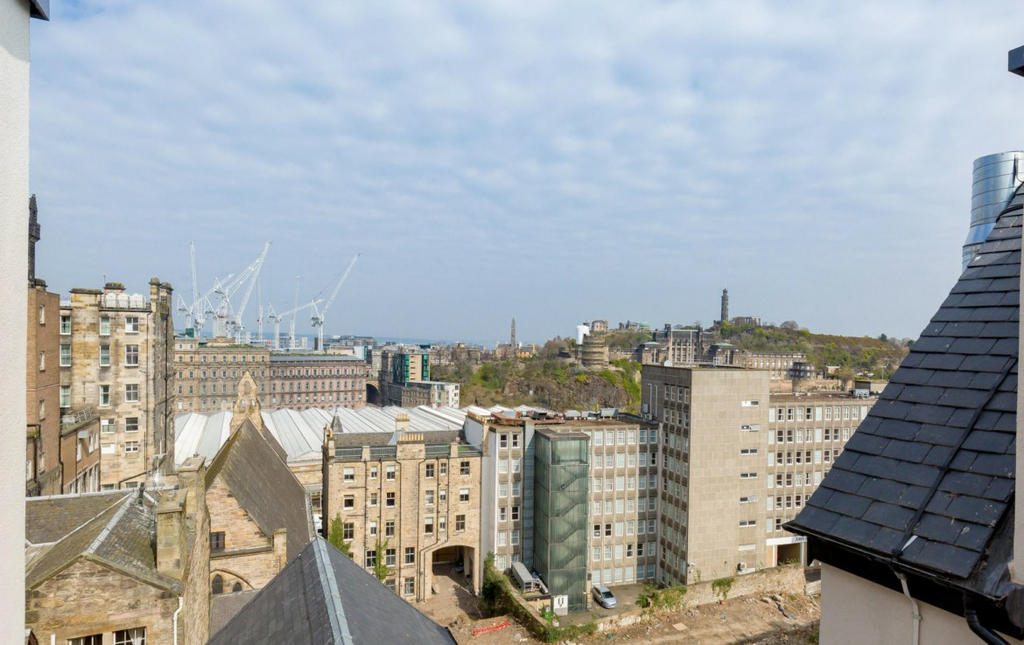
left=156, top=490, right=187, bottom=580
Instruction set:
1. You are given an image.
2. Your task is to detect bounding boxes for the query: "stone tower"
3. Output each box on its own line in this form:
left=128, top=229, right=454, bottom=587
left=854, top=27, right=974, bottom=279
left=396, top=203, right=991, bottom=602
left=721, top=289, right=729, bottom=323
left=510, top=317, right=516, bottom=350
left=27, top=194, right=39, bottom=283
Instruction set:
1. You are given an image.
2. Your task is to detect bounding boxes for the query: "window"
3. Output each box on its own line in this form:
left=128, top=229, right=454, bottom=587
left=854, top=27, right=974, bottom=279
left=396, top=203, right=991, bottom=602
left=125, top=316, right=140, bottom=333
left=125, top=417, right=139, bottom=433
left=739, top=472, right=757, bottom=479
left=404, top=547, right=415, bottom=564
left=425, top=462, right=435, bottom=478
left=385, top=548, right=396, bottom=566
left=115, top=627, right=146, bottom=645
left=343, top=495, right=355, bottom=509
left=125, top=384, right=139, bottom=402
left=426, top=490, right=435, bottom=506
left=343, top=467, right=355, bottom=482
left=499, top=506, right=507, bottom=521
left=99, top=385, right=110, bottom=406
left=403, top=577, right=415, bottom=595
left=59, top=344, right=71, bottom=367
left=125, top=441, right=140, bottom=454
left=365, top=550, right=377, bottom=568
left=386, top=492, right=395, bottom=507
left=425, top=516, right=434, bottom=534
left=386, top=465, right=396, bottom=480
left=605, top=523, right=612, bottom=537
left=459, top=488, right=470, bottom=502
left=99, top=316, right=111, bottom=336
left=511, top=505, right=519, bottom=521
left=368, top=521, right=378, bottom=536
left=460, top=460, right=470, bottom=475
left=456, top=514, right=466, bottom=531
left=499, top=433, right=508, bottom=448
left=739, top=520, right=756, bottom=527
left=439, top=516, right=447, bottom=532
left=369, top=492, right=378, bottom=506
left=369, top=465, right=378, bottom=479
left=125, top=344, right=139, bottom=367
left=511, top=529, right=519, bottom=545
left=60, top=314, right=71, bottom=335
left=210, top=531, right=225, bottom=552
left=511, top=433, right=520, bottom=448
left=343, top=522, right=354, bottom=540
left=70, top=635, right=103, bottom=645
left=60, top=385, right=70, bottom=408
left=385, top=520, right=395, bottom=537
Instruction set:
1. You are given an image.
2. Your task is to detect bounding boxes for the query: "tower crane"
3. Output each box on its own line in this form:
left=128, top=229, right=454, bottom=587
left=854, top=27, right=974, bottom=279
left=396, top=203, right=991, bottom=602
left=311, top=254, right=359, bottom=353
left=267, top=298, right=322, bottom=350
left=228, top=241, right=270, bottom=342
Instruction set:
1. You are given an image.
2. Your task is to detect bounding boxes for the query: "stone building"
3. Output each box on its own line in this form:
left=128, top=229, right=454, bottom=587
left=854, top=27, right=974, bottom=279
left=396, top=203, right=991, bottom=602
left=27, top=279, right=62, bottom=496
left=468, top=408, right=659, bottom=612
left=60, top=280, right=175, bottom=490
left=204, top=373, right=313, bottom=601
left=25, top=457, right=210, bottom=645
left=55, top=410, right=101, bottom=495
left=322, top=413, right=483, bottom=602
left=267, top=354, right=369, bottom=410
left=736, top=351, right=807, bottom=380
left=172, top=336, right=270, bottom=413
left=394, top=380, right=461, bottom=408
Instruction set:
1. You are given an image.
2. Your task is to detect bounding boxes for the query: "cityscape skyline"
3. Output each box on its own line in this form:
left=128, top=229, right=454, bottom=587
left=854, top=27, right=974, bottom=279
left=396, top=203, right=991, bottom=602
left=28, top=2, right=1024, bottom=343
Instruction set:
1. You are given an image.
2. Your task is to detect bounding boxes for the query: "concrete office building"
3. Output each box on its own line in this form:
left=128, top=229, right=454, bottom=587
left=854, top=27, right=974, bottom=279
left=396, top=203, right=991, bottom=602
left=61, top=280, right=175, bottom=490
left=468, top=408, right=659, bottom=612
left=643, top=364, right=873, bottom=584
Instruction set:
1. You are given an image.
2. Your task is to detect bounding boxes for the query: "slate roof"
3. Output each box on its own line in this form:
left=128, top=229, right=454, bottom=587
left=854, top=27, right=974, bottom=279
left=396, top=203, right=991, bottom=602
left=788, top=189, right=1022, bottom=600
left=25, top=492, right=180, bottom=592
left=205, top=419, right=313, bottom=562
left=208, top=538, right=456, bottom=645
left=26, top=490, right=129, bottom=545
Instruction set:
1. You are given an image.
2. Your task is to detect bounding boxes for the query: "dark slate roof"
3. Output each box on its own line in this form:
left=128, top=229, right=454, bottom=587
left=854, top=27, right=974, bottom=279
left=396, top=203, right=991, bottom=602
left=788, top=190, right=1021, bottom=598
left=206, top=419, right=313, bottom=562
left=26, top=491, right=129, bottom=544
left=25, top=493, right=180, bottom=592
left=208, top=538, right=456, bottom=645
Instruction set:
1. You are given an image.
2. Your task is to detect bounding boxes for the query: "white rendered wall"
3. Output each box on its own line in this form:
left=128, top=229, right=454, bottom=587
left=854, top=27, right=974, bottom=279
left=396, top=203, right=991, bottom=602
left=0, top=0, right=30, bottom=641
left=820, top=563, right=1021, bottom=645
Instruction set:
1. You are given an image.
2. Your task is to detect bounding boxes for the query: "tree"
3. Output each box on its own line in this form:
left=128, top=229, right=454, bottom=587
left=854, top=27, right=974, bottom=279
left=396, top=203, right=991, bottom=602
left=373, top=537, right=392, bottom=582
left=328, top=514, right=352, bottom=558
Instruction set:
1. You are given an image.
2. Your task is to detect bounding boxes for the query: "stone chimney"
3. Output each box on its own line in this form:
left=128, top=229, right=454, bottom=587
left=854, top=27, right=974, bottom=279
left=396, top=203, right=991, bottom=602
left=156, top=490, right=187, bottom=580
left=395, top=413, right=410, bottom=432
left=177, top=456, right=207, bottom=520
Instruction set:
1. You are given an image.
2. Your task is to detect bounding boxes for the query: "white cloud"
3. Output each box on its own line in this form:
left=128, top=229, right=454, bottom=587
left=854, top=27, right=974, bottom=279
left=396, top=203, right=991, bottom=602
left=28, top=0, right=1024, bottom=343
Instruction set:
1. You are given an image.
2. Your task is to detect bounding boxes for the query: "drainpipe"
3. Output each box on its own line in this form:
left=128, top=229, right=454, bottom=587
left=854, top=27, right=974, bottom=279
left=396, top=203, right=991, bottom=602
left=894, top=572, right=920, bottom=645
left=965, top=600, right=1009, bottom=645
left=172, top=596, right=183, bottom=645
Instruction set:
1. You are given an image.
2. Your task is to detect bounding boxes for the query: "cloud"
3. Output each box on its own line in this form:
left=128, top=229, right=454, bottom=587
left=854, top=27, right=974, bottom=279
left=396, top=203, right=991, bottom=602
left=29, top=1, right=1024, bottom=343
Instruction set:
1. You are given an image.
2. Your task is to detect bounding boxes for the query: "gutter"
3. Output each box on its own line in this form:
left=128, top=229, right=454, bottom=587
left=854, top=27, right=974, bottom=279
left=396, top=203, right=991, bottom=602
left=966, top=599, right=1010, bottom=645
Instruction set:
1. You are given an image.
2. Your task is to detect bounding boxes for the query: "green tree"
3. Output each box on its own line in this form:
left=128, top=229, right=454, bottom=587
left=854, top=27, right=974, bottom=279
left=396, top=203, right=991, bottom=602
left=327, top=514, right=352, bottom=558
left=373, top=537, right=392, bottom=582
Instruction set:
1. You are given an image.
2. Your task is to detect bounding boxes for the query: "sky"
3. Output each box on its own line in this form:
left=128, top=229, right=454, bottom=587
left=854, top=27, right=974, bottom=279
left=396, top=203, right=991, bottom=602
left=28, top=1, right=1024, bottom=345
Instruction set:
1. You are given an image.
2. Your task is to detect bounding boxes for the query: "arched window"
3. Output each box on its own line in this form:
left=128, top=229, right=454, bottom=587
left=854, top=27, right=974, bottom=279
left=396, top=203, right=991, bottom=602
left=212, top=574, right=223, bottom=595
left=232, top=582, right=243, bottom=593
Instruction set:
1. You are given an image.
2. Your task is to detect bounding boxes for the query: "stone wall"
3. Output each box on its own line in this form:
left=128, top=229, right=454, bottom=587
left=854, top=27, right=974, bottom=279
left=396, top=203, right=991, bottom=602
left=26, top=559, right=177, bottom=644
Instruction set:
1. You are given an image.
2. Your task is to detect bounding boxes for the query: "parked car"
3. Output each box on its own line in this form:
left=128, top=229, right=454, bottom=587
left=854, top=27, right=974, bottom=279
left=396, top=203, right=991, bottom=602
left=592, top=584, right=617, bottom=609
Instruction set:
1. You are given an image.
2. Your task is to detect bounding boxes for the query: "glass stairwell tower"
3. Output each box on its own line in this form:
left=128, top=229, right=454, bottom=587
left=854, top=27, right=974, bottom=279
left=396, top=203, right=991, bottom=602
left=533, top=428, right=590, bottom=613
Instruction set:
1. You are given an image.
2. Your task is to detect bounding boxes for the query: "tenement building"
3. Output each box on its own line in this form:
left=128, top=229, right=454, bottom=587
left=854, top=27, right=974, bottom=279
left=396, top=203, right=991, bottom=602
left=394, top=380, right=461, bottom=408
left=467, top=407, right=659, bottom=613
left=322, top=412, right=482, bottom=602
left=642, top=364, right=875, bottom=584
left=60, top=280, right=175, bottom=489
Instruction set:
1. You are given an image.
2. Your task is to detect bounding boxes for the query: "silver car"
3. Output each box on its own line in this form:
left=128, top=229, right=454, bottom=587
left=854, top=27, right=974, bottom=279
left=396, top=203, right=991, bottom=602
left=592, top=584, right=617, bottom=609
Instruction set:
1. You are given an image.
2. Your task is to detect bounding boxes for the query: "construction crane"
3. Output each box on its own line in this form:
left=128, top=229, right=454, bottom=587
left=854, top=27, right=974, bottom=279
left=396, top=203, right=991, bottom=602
left=311, top=254, right=359, bottom=353
left=228, top=241, right=271, bottom=342
left=266, top=298, right=322, bottom=350
left=175, top=242, right=234, bottom=337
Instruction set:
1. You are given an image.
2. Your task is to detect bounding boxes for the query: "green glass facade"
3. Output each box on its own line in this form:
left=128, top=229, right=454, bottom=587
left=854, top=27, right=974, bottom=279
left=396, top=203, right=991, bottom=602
left=533, top=430, right=589, bottom=613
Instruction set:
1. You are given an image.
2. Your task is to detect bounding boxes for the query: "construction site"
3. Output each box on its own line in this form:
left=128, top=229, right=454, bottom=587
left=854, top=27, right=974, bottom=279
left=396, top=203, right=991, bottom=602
left=176, top=240, right=362, bottom=353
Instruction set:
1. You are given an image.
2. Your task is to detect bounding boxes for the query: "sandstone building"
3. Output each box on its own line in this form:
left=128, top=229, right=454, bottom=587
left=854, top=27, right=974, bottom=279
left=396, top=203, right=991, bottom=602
left=25, top=458, right=210, bottom=645
left=60, top=280, right=175, bottom=490
left=268, top=353, right=368, bottom=409
left=322, top=412, right=482, bottom=602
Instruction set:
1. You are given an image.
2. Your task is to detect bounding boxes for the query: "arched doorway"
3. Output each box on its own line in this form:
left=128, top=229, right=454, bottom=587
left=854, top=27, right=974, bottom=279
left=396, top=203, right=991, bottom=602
left=423, top=544, right=478, bottom=602
left=366, top=383, right=380, bottom=405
